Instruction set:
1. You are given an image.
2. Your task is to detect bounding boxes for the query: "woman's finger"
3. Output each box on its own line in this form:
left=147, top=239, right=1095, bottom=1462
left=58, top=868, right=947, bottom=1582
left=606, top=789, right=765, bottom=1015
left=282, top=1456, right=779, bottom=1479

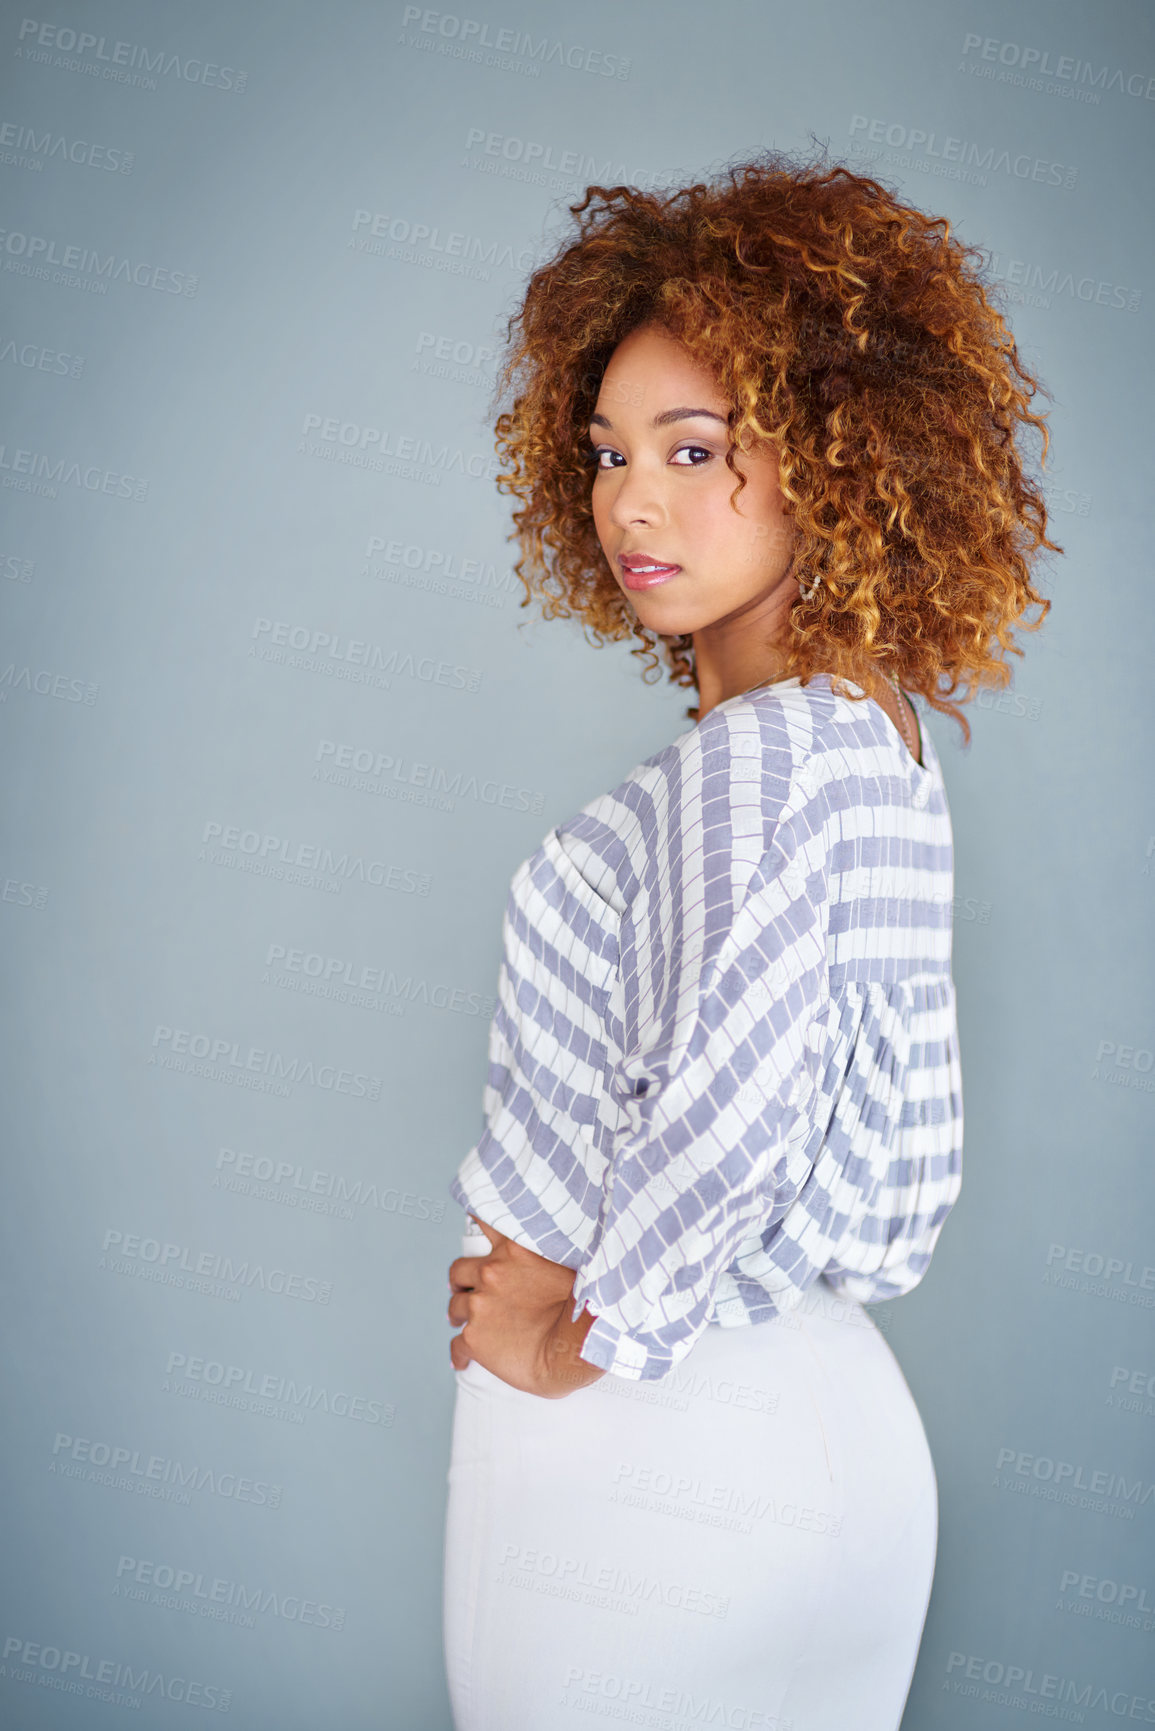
left=447, top=1252, right=491, bottom=1291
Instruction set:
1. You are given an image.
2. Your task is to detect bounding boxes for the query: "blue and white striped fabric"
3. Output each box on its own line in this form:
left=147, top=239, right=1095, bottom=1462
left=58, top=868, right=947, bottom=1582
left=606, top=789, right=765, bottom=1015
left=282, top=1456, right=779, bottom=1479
left=450, top=673, right=964, bottom=1382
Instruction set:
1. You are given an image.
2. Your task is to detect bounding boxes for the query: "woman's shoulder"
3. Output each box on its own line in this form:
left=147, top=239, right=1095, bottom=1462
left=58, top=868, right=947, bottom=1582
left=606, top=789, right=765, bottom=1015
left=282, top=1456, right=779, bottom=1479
left=542, top=673, right=947, bottom=924
left=583, top=671, right=937, bottom=827
left=733, top=673, right=947, bottom=815
left=546, top=681, right=829, bottom=919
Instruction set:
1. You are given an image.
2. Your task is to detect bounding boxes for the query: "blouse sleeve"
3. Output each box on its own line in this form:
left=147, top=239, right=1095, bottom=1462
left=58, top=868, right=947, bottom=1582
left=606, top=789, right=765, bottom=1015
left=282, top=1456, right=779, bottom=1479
left=569, top=810, right=830, bottom=1382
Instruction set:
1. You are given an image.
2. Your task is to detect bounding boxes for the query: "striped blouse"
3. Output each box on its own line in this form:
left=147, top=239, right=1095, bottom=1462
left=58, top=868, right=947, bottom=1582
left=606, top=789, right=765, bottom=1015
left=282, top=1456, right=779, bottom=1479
left=449, top=672, right=964, bottom=1383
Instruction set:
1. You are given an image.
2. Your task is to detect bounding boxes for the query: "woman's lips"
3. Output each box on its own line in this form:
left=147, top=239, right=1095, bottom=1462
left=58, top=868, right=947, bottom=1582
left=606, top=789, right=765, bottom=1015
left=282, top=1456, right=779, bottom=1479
left=619, top=559, right=682, bottom=591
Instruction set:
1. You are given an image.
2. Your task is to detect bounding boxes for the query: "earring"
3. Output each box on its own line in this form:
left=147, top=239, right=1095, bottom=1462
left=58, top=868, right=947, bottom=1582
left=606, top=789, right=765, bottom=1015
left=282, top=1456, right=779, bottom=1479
left=796, top=570, right=823, bottom=602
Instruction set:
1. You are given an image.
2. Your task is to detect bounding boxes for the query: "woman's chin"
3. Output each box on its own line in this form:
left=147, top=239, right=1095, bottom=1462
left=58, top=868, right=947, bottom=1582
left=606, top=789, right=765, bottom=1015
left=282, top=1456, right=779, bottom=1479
left=623, top=592, right=700, bottom=634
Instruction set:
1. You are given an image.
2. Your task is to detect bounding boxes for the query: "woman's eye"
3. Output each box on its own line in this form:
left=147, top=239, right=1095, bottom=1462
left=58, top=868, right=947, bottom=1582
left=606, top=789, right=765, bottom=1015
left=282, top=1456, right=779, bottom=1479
left=586, top=445, right=713, bottom=470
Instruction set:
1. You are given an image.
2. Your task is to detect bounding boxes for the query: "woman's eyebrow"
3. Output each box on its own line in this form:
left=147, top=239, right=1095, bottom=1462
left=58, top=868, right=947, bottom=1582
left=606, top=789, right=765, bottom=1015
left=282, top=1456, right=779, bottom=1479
left=588, top=406, right=729, bottom=430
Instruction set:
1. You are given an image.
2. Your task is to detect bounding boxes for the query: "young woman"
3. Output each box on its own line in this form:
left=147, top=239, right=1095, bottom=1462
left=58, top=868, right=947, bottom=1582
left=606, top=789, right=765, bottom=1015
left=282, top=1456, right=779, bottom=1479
left=442, top=152, right=1057, bottom=1731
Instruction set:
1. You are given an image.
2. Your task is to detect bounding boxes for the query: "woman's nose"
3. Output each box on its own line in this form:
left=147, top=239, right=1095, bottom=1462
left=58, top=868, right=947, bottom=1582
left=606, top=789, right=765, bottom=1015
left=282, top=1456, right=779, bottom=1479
left=606, top=466, right=665, bottom=529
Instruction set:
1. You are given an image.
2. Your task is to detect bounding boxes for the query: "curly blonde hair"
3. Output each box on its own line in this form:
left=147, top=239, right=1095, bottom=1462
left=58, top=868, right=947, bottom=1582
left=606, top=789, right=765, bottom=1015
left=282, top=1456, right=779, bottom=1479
left=486, top=149, right=1061, bottom=744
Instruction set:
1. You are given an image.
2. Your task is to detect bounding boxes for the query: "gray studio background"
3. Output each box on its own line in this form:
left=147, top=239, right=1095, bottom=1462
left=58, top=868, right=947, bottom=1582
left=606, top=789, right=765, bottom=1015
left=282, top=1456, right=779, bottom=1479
left=1, top=1, right=1152, bottom=1725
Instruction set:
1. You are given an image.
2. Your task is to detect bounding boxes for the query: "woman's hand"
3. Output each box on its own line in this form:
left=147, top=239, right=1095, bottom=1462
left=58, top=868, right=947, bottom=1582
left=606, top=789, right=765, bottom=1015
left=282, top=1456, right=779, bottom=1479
left=447, top=1217, right=607, bottom=1399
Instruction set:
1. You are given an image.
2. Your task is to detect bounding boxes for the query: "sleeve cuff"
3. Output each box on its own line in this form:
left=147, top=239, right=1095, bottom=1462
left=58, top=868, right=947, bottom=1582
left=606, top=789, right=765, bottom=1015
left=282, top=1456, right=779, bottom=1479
left=570, top=1296, right=689, bottom=1384
left=576, top=1311, right=646, bottom=1379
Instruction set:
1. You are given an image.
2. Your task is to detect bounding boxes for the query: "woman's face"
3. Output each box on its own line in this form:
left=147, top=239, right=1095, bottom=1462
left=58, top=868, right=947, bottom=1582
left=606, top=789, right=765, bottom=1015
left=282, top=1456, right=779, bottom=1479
left=587, top=322, right=797, bottom=650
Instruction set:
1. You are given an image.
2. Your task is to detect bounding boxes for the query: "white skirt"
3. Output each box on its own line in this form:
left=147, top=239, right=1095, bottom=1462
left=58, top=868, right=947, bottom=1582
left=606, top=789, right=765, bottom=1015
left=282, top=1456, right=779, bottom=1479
left=442, top=1228, right=937, bottom=1731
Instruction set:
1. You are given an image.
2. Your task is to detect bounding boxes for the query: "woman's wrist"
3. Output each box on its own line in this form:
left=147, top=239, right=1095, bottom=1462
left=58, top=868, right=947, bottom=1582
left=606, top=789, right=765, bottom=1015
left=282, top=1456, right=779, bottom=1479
left=534, top=1301, right=607, bottom=1398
